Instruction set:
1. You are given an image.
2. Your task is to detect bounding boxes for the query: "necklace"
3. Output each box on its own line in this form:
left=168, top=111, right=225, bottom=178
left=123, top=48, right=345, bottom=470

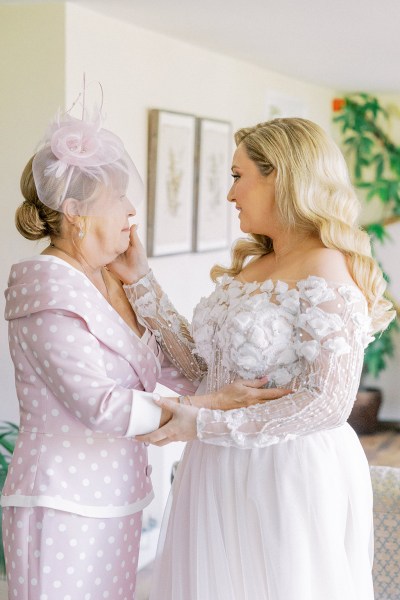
left=49, top=243, right=111, bottom=303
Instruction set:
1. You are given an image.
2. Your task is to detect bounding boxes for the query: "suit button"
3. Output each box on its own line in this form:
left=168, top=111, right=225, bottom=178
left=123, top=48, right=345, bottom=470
left=145, top=465, right=153, bottom=477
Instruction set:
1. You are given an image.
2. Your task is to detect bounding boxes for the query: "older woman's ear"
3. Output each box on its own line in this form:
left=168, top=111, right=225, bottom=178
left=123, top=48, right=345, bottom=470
left=62, top=197, right=82, bottom=224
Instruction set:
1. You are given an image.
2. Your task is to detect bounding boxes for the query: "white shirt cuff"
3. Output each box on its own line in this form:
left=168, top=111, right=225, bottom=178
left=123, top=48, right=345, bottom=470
left=125, top=391, right=162, bottom=437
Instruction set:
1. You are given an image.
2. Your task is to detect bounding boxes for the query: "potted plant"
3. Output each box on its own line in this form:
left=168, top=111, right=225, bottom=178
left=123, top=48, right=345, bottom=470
left=0, top=421, right=18, bottom=579
left=333, top=93, right=400, bottom=434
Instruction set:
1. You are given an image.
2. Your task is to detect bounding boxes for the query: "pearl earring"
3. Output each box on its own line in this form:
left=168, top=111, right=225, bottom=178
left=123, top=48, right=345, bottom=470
left=78, top=228, right=84, bottom=240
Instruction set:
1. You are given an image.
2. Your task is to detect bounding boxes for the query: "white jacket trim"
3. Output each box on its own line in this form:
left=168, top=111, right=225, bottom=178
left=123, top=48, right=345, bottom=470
left=0, top=490, right=154, bottom=518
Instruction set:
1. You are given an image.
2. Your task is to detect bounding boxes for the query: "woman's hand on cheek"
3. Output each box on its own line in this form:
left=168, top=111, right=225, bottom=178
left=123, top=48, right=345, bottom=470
left=135, top=397, right=198, bottom=447
left=107, top=224, right=150, bottom=284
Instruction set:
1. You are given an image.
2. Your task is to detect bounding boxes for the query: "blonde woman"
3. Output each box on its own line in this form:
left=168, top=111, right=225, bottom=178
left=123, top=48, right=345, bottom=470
left=110, top=118, right=395, bottom=600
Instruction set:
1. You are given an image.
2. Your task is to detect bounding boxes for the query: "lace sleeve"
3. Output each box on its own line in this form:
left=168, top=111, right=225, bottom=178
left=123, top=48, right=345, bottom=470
left=197, top=282, right=372, bottom=448
left=124, top=270, right=207, bottom=383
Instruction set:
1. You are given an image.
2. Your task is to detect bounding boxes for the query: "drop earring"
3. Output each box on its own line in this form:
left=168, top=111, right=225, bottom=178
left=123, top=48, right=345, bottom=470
left=77, top=224, right=85, bottom=240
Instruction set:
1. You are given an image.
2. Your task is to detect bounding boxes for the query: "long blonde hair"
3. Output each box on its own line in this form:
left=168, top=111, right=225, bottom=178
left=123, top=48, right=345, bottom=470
left=211, top=117, right=395, bottom=334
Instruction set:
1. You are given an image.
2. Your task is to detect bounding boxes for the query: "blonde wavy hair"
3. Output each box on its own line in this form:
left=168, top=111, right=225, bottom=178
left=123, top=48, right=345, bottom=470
left=211, top=117, right=395, bottom=334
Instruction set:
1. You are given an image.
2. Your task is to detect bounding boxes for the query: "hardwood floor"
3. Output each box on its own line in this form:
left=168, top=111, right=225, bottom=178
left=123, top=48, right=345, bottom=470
left=359, top=421, right=400, bottom=466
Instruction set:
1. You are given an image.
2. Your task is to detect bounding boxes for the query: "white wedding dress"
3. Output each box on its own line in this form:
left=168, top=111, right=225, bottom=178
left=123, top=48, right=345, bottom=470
left=125, top=273, right=375, bottom=600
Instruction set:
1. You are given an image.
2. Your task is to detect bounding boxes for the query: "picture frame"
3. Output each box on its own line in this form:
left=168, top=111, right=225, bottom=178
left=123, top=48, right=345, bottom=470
left=264, top=90, right=307, bottom=120
left=194, top=118, right=232, bottom=252
left=147, top=109, right=196, bottom=256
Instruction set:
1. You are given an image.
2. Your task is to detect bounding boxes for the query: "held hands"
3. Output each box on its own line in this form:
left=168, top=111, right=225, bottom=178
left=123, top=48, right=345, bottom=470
left=107, top=224, right=150, bottom=285
left=135, top=379, right=292, bottom=447
left=136, top=397, right=198, bottom=447
left=211, top=377, right=292, bottom=410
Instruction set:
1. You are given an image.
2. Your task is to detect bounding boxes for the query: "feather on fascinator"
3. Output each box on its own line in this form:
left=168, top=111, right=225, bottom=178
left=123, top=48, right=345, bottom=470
left=32, top=94, right=143, bottom=215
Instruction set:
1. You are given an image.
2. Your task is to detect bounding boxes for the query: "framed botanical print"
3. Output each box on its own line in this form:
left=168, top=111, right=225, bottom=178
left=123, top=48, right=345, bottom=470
left=147, top=109, right=196, bottom=256
left=264, top=90, right=307, bottom=120
left=194, top=118, right=232, bottom=252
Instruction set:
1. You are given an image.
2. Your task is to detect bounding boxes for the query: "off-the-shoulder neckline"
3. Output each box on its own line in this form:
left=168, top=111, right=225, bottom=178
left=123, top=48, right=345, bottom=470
left=221, top=273, right=364, bottom=294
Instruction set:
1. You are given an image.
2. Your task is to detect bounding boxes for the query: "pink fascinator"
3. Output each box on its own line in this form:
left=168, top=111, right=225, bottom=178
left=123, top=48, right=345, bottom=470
left=32, top=98, right=143, bottom=215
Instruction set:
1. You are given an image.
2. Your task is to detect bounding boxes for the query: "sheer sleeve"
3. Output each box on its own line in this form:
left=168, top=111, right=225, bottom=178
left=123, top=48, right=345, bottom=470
left=158, top=354, right=199, bottom=396
left=124, top=270, right=207, bottom=383
left=197, top=282, right=373, bottom=448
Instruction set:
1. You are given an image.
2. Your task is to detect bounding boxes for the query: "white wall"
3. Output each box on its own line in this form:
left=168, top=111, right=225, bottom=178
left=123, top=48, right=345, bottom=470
left=0, top=2, right=66, bottom=424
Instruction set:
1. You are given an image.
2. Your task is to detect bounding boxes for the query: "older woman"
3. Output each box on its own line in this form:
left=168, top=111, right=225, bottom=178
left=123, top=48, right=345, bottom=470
left=0, top=109, right=194, bottom=600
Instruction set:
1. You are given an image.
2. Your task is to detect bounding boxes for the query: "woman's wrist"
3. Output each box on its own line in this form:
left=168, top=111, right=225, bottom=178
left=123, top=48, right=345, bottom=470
left=188, top=393, right=216, bottom=410
left=123, top=268, right=151, bottom=286
left=160, top=406, right=172, bottom=427
left=178, top=395, right=192, bottom=406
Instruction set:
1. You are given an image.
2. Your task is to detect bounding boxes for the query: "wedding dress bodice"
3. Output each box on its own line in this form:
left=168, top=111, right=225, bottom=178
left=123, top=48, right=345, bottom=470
left=125, top=271, right=373, bottom=448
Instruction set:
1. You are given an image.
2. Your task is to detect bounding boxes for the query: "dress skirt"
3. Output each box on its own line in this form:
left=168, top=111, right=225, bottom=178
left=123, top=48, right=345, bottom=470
left=149, top=423, right=374, bottom=600
left=2, top=506, right=142, bottom=600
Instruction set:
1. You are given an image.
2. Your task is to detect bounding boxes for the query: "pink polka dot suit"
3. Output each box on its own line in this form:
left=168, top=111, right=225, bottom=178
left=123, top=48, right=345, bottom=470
left=1, top=254, right=195, bottom=599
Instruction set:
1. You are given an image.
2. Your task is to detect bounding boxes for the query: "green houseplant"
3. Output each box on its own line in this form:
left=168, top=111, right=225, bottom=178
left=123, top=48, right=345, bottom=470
left=0, top=421, right=18, bottom=579
left=333, top=93, right=400, bottom=433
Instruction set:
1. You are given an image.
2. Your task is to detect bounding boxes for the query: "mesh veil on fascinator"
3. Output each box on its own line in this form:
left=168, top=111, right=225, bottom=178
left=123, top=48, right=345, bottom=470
left=32, top=91, right=143, bottom=215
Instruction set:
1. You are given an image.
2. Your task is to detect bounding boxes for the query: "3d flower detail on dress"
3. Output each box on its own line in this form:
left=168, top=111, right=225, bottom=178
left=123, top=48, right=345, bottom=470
left=191, top=275, right=372, bottom=391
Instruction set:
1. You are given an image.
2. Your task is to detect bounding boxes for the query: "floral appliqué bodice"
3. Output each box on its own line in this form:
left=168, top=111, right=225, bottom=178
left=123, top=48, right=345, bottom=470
left=192, top=274, right=371, bottom=388
left=125, top=272, right=373, bottom=448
